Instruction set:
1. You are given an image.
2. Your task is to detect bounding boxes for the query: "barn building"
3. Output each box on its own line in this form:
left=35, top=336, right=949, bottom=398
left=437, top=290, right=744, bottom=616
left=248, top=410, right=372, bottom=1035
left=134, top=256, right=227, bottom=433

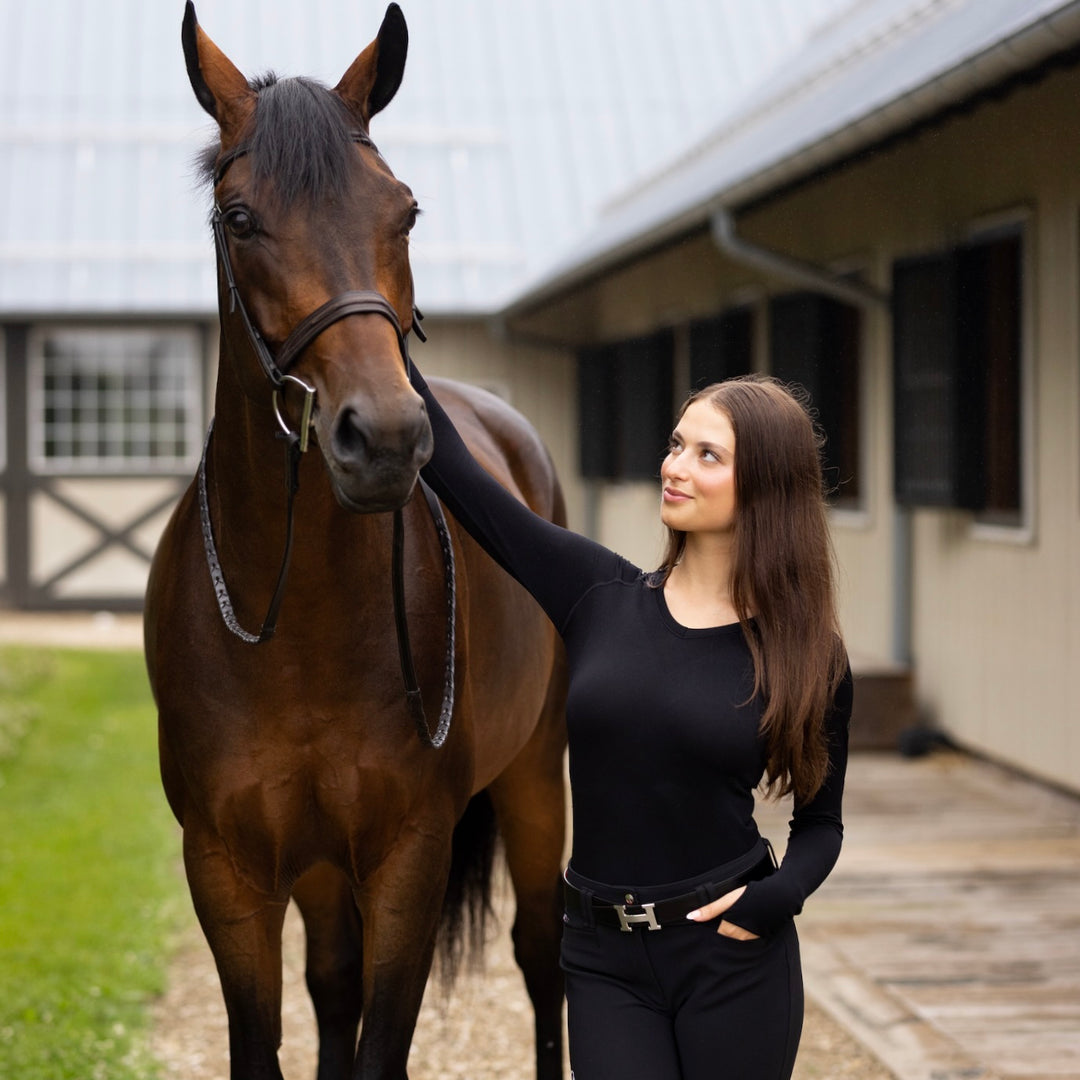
left=2, top=0, right=1079, bottom=793
left=502, top=0, right=1080, bottom=794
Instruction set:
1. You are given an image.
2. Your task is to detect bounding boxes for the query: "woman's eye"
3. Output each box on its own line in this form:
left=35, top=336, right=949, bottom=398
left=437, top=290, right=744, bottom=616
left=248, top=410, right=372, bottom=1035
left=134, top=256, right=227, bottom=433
left=701, top=449, right=718, bottom=463
left=223, top=207, right=257, bottom=239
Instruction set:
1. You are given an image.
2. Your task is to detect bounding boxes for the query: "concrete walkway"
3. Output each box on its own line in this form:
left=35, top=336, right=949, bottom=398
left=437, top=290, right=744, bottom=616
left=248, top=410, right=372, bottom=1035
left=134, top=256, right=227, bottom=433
left=2, top=612, right=1078, bottom=1078
left=757, top=751, right=1080, bottom=1080
left=0, top=610, right=143, bottom=650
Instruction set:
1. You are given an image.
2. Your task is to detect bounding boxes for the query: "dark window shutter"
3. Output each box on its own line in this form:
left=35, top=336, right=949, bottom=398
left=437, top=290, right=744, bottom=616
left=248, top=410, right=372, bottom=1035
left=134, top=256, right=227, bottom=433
left=957, top=232, right=1022, bottom=518
left=614, top=330, right=674, bottom=479
left=577, top=346, right=616, bottom=478
left=770, top=293, right=830, bottom=410
left=892, top=253, right=981, bottom=509
left=689, top=307, right=754, bottom=389
left=576, top=331, right=674, bottom=481
left=769, top=293, right=861, bottom=502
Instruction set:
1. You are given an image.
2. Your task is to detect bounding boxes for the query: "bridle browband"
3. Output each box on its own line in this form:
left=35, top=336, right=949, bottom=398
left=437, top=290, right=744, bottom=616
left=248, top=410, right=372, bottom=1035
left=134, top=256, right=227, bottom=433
left=198, top=129, right=455, bottom=749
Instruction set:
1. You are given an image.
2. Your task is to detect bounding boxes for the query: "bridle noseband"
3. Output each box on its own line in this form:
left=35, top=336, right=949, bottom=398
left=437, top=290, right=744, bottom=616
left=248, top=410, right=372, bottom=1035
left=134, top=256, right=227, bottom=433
left=198, top=130, right=455, bottom=749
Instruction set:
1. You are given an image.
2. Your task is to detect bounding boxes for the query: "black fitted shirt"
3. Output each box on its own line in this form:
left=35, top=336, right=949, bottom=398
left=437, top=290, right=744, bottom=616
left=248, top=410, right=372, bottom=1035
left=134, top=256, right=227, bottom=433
left=414, top=371, right=852, bottom=936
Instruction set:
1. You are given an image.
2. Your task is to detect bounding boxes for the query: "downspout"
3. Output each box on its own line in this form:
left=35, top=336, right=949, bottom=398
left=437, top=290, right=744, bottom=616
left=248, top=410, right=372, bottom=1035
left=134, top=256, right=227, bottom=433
left=709, top=208, right=911, bottom=666
left=709, top=208, right=888, bottom=310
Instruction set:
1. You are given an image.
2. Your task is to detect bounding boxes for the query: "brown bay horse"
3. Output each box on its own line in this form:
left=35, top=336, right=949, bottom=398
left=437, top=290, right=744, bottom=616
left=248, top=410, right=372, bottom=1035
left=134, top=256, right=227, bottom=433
left=144, top=5, right=567, bottom=1078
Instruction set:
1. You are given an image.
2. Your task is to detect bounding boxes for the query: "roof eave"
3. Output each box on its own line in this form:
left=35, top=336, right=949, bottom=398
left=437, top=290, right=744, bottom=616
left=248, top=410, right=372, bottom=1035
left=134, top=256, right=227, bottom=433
left=501, top=0, right=1080, bottom=325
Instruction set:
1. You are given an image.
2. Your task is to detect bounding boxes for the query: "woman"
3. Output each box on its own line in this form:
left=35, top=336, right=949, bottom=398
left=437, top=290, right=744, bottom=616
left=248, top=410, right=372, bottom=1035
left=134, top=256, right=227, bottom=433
left=411, top=368, right=852, bottom=1080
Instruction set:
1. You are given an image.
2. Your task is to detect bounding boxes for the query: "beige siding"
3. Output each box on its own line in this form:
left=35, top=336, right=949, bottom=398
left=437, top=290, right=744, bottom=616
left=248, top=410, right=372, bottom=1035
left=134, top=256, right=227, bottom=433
left=909, top=188, right=1080, bottom=791
left=830, top=261, right=896, bottom=664
left=592, top=482, right=667, bottom=570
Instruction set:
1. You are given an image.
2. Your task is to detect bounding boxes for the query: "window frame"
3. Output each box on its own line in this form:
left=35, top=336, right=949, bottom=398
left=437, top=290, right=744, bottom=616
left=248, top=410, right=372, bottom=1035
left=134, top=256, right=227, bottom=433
left=27, top=322, right=204, bottom=477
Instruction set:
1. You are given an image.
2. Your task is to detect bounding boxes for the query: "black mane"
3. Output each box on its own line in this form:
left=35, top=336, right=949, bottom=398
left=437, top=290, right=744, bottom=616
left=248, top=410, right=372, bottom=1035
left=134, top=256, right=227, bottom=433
left=196, top=73, right=359, bottom=204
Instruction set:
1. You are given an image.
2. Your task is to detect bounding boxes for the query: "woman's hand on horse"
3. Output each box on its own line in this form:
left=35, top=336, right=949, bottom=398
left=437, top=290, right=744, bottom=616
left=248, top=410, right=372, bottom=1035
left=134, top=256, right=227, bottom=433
left=685, top=885, right=761, bottom=939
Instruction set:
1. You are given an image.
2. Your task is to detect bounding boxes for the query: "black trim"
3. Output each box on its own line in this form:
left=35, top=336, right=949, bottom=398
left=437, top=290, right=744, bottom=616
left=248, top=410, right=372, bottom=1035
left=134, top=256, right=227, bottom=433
left=2, top=325, right=30, bottom=608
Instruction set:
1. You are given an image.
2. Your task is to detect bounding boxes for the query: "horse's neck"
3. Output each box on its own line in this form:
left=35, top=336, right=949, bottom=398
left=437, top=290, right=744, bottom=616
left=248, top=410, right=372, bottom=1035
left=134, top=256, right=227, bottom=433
left=209, top=337, right=304, bottom=515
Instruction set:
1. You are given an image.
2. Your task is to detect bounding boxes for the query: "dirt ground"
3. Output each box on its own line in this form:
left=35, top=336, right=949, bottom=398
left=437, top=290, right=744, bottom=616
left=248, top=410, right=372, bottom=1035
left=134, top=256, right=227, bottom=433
left=151, top=873, right=894, bottom=1080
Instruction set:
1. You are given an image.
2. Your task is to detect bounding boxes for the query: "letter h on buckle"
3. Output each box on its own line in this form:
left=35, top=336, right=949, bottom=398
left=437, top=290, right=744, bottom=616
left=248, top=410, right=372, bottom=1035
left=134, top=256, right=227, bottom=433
left=615, top=902, right=660, bottom=932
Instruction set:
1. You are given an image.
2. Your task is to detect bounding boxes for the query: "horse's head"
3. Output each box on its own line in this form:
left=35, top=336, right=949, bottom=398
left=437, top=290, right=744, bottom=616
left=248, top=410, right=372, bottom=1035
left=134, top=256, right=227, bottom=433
left=184, top=1, right=431, bottom=513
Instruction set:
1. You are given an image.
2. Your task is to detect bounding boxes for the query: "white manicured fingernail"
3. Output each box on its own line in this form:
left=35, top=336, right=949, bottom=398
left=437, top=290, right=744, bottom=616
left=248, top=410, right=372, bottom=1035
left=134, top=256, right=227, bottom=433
left=686, top=910, right=700, bottom=920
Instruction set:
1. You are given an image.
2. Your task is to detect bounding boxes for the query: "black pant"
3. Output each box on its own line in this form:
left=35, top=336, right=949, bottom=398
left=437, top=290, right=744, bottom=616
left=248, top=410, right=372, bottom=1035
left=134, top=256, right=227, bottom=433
left=560, top=862, right=803, bottom=1080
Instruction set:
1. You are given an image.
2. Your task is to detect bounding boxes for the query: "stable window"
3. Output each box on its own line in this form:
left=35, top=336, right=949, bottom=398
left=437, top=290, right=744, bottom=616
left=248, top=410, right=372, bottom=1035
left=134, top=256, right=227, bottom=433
left=768, top=292, right=862, bottom=507
left=893, top=228, right=1023, bottom=525
left=578, top=329, right=674, bottom=481
left=689, top=306, right=754, bottom=389
left=29, top=326, right=202, bottom=474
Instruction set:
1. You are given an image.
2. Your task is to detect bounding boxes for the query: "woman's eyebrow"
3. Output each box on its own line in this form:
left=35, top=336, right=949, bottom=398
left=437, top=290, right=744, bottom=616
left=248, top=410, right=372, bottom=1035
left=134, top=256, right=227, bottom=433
left=670, top=426, right=731, bottom=455
left=690, top=436, right=730, bottom=454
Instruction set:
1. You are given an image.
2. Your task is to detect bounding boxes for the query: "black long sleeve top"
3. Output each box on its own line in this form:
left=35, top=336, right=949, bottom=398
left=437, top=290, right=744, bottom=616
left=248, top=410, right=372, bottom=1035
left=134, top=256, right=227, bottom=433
left=413, top=370, right=852, bottom=936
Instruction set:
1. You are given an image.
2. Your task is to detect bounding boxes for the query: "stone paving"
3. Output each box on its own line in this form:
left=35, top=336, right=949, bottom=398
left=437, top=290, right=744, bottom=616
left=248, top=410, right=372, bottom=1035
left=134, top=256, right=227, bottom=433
left=0, top=610, right=143, bottom=650
left=758, top=751, right=1080, bottom=1080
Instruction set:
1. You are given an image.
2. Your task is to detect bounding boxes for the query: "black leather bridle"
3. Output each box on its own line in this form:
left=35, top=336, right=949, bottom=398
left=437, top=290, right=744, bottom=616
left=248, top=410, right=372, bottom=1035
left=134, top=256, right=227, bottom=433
left=198, top=131, right=456, bottom=748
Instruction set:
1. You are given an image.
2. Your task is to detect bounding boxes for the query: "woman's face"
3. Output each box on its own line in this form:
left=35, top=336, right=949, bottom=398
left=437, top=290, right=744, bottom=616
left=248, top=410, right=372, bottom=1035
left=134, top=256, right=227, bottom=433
left=660, top=399, right=737, bottom=535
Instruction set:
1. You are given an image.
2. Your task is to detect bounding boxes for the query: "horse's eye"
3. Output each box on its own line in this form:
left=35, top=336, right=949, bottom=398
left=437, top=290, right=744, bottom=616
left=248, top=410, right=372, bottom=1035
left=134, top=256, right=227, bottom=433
left=402, top=205, right=420, bottom=238
left=223, top=207, right=257, bottom=239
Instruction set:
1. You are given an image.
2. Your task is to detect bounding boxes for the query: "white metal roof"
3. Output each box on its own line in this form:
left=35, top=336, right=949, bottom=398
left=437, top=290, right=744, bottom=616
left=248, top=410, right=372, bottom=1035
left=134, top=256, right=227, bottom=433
left=0, top=0, right=856, bottom=317
left=505, top=0, right=1080, bottom=316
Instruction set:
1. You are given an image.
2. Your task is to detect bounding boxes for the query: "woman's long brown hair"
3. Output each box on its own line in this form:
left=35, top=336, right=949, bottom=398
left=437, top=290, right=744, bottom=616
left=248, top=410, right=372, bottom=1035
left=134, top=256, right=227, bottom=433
left=654, top=375, right=847, bottom=804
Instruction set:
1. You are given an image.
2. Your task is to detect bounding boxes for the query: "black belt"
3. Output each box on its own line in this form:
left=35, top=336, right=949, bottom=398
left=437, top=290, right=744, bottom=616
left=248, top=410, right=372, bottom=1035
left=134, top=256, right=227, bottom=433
left=563, top=843, right=776, bottom=932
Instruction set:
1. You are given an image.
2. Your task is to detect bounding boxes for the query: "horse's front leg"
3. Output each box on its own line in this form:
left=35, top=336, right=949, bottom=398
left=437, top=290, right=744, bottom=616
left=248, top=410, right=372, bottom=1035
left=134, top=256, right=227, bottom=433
left=183, top=813, right=290, bottom=1080
left=292, top=862, right=365, bottom=1080
left=352, top=826, right=452, bottom=1080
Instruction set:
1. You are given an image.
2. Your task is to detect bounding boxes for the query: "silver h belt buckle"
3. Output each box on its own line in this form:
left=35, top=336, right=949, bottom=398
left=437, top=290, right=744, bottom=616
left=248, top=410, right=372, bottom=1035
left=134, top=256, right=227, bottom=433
left=615, top=902, right=660, bottom=932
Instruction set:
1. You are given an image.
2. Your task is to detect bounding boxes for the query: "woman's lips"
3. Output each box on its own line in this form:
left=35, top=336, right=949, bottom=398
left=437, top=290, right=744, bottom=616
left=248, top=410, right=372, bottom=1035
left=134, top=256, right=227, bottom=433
left=662, top=487, right=691, bottom=503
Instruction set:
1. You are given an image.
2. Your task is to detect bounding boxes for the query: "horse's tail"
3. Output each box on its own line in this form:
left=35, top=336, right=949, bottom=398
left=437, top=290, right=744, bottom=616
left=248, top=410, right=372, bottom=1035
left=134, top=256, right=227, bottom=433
left=436, top=788, right=498, bottom=987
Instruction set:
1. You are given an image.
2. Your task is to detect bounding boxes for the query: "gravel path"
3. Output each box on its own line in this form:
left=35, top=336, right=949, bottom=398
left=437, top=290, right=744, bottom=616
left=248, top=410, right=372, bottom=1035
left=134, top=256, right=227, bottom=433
left=151, top=873, right=893, bottom=1080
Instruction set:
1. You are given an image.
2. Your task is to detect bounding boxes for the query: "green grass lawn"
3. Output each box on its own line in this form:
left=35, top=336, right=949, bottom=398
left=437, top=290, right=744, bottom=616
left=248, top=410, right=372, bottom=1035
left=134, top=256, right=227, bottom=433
left=0, top=646, right=182, bottom=1080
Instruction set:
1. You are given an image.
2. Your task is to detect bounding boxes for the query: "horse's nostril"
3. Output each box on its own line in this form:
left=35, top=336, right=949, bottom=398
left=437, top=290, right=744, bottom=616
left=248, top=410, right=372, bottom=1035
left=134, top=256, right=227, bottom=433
left=333, top=406, right=370, bottom=463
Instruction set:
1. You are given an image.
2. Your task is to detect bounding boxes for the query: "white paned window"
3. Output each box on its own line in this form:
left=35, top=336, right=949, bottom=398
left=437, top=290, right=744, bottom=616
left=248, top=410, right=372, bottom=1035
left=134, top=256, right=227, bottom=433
left=29, top=327, right=202, bottom=474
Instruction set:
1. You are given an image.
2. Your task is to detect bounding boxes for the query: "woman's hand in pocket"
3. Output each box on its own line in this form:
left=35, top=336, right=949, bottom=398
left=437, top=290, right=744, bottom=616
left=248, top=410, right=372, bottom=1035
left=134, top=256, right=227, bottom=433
left=685, top=885, right=761, bottom=939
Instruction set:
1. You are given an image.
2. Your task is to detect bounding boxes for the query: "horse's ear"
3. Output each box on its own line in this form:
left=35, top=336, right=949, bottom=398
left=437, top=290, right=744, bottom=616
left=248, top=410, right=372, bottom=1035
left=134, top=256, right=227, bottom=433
left=334, top=3, right=408, bottom=124
left=182, top=1, right=254, bottom=139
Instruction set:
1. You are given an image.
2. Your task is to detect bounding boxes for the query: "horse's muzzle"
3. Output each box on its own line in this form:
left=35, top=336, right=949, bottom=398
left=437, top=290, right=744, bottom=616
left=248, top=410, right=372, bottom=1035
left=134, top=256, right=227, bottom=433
left=325, top=399, right=433, bottom=512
